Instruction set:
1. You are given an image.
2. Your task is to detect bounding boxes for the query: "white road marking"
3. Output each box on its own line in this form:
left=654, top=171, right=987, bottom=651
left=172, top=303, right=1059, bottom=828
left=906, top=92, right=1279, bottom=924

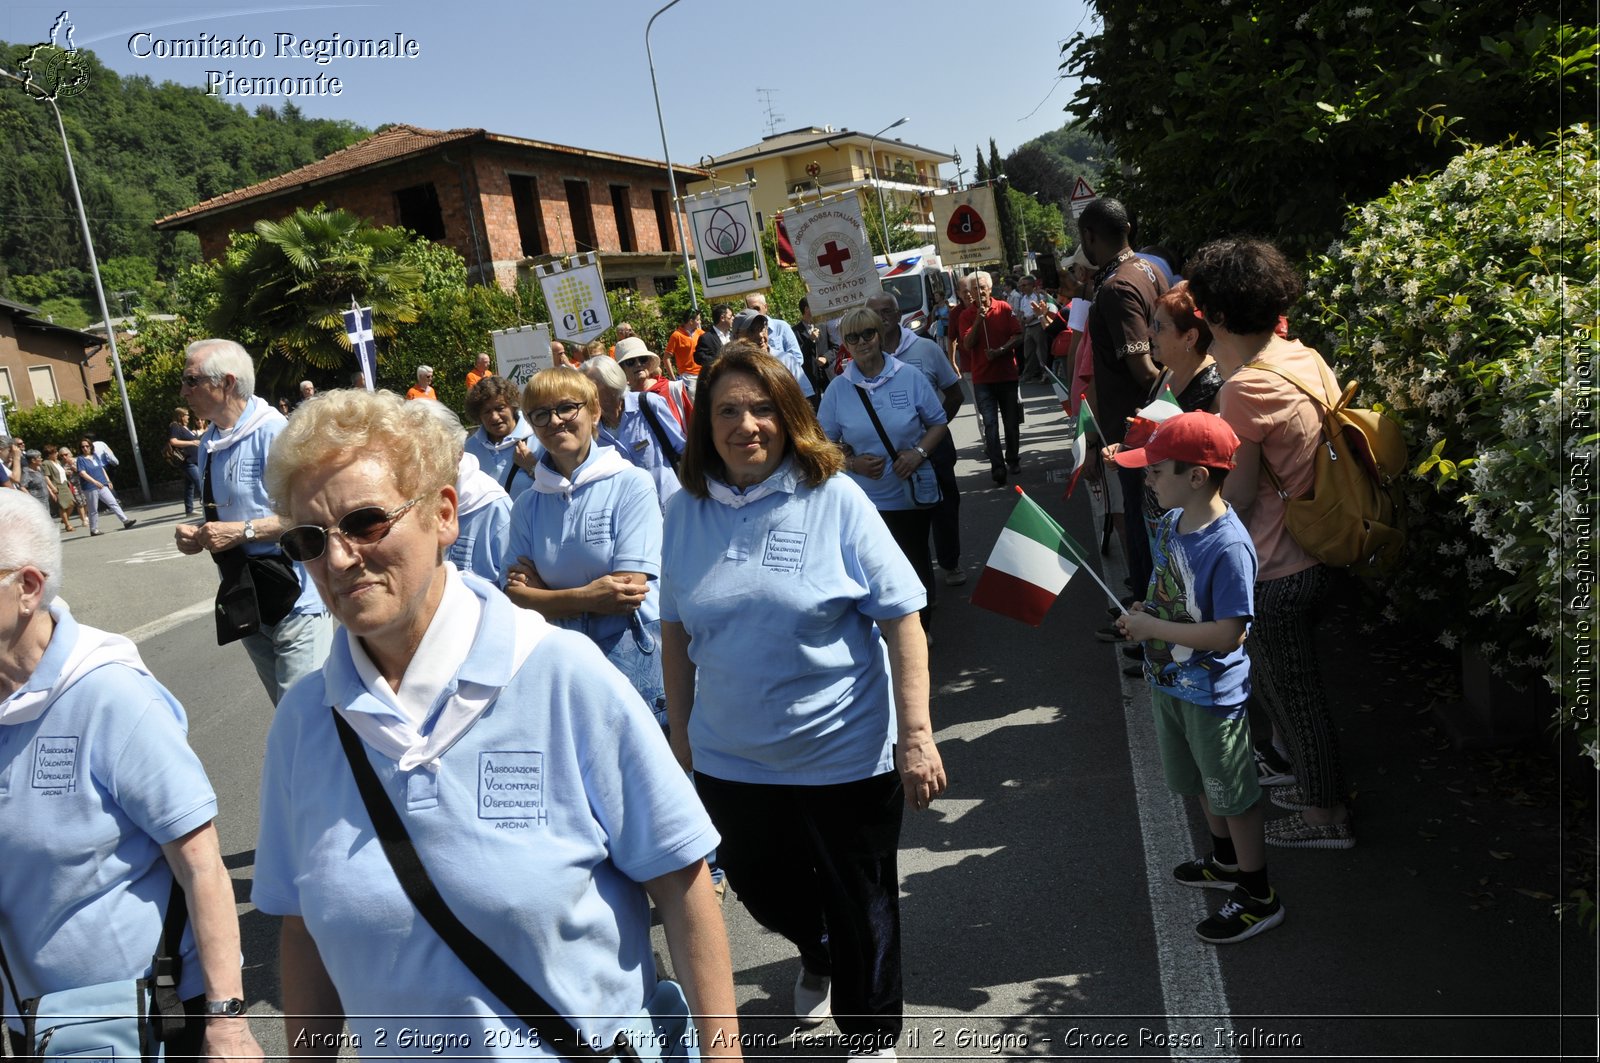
left=107, top=547, right=186, bottom=565
left=1093, top=502, right=1240, bottom=1062
left=125, top=597, right=213, bottom=644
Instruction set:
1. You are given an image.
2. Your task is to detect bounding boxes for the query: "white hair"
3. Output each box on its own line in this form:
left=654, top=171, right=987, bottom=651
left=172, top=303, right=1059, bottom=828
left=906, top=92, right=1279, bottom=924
left=0, top=490, right=64, bottom=605
left=299, top=380, right=314, bottom=392
left=412, top=399, right=468, bottom=455
left=972, top=270, right=993, bottom=290
left=744, top=293, right=768, bottom=312
left=186, top=339, right=256, bottom=400
left=579, top=356, right=628, bottom=398
left=416, top=365, right=434, bottom=378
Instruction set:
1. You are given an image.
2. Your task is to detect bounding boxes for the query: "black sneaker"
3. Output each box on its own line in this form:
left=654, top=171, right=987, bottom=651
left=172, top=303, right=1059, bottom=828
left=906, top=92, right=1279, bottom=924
left=122, top=518, right=138, bottom=529
left=1172, top=855, right=1244, bottom=891
left=1195, top=888, right=1285, bottom=944
left=1093, top=625, right=1126, bottom=643
left=1254, top=748, right=1296, bottom=787
left=1121, top=643, right=1143, bottom=661
left=991, top=468, right=1007, bottom=486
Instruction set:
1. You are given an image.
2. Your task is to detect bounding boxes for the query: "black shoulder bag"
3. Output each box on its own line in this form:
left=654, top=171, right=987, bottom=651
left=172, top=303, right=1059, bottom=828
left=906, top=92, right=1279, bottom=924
left=204, top=451, right=301, bottom=646
left=853, top=384, right=940, bottom=508
left=331, top=711, right=686, bottom=1062
left=636, top=398, right=682, bottom=473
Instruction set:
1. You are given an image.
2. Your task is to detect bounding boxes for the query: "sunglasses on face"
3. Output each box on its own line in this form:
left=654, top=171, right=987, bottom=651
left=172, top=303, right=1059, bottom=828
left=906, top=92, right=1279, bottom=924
left=620, top=358, right=651, bottom=370
left=280, top=496, right=423, bottom=563
left=180, top=373, right=210, bottom=388
left=528, top=401, right=585, bottom=427
left=844, top=329, right=879, bottom=345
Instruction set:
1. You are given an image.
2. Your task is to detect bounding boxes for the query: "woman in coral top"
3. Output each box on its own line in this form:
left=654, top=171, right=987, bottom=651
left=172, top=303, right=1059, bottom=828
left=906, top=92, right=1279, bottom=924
left=1188, top=237, right=1354, bottom=851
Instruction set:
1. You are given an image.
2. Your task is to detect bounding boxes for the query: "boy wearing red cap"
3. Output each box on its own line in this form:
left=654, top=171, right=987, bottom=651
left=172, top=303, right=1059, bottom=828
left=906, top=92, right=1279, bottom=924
left=1112, top=411, right=1283, bottom=943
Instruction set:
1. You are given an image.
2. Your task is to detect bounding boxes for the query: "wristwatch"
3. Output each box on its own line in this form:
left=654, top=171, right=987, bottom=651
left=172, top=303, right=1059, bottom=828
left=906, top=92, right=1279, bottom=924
left=242, top=519, right=257, bottom=542
left=204, top=998, right=246, bottom=1017
left=913, top=445, right=929, bottom=460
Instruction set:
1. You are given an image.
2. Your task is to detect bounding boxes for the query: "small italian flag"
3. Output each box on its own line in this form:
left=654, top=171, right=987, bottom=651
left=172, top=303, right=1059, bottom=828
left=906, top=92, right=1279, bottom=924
left=971, top=489, right=1089, bottom=626
left=1063, top=400, right=1095, bottom=499
left=1043, top=363, right=1075, bottom=416
left=1136, top=386, right=1182, bottom=423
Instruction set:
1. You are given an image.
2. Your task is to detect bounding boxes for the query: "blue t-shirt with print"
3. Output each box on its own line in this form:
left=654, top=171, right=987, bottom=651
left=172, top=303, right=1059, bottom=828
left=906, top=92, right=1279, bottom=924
left=1142, top=506, right=1256, bottom=714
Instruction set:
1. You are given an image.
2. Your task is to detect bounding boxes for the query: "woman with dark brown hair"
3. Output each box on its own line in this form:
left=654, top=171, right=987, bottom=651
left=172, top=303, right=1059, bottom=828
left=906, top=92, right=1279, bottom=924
left=1189, top=236, right=1353, bottom=850
left=661, top=344, right=945, bottom=1062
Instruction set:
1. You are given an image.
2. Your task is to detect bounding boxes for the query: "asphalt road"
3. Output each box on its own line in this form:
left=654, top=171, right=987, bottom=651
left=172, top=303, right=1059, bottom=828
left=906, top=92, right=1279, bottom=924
left=58, top=385, right=1594, bottom=1061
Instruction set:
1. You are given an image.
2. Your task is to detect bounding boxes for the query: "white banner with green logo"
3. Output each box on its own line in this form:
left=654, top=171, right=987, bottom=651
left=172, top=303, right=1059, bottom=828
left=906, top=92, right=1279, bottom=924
left=686, top=183, right=769, bottom=298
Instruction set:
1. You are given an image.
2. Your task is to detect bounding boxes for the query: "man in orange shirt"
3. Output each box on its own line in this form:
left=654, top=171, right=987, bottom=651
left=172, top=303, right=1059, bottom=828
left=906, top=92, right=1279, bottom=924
left=405, top=365, right=436, bottom=401
left=665, top=308, right=702, bottom=396
left=465, top=352, right=491, bottom=391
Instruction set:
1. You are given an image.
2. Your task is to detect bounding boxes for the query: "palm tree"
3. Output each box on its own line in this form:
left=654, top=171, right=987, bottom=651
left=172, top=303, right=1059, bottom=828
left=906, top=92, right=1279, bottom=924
left=208, top=206, right=425, bottom=394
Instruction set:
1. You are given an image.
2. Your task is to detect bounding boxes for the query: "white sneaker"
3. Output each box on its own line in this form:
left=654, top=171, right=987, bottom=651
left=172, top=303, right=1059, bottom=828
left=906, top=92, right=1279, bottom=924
left=793, top=968, right=831, bottom=1027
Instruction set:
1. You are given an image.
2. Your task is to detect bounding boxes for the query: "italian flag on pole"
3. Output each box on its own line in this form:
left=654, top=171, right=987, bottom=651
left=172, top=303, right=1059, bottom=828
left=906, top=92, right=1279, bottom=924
left=1063, top=401, right=1095, bottom=498
left=971, top=489, right=1088, bottom=626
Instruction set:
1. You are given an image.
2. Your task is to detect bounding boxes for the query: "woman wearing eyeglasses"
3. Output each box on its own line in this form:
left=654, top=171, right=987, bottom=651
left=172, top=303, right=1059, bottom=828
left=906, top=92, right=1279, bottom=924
left=0, top=490, right=261, bottom=1062
left=500, top=369, right=670, bottom=727
left=817, top=307, right=950, bottom=638
left=253, top=388, right=739, bottom=1058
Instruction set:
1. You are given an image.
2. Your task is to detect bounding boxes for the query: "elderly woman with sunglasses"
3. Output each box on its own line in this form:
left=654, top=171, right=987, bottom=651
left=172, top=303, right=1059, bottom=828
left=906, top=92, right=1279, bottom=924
left=500, top=370, right=670, bottom=726
left=252, top=388, right=738, bottom=1059
left=0, top=491, right=261, bottom=1062
left=817, top=307, right=950, bottom=635
left=579, top=356, right=685, bottom=510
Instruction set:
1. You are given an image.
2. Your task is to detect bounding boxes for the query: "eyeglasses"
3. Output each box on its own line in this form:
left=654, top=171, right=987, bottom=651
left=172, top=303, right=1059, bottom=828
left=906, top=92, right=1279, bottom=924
left=528, top=401, right=585, bottom=427
left=620, top=358, right=652, bottom=370
left=180, top=373, right=212, bottom=389
left=280, top=496, right=423, bottom=563
left=843, top=329, right=879, bottom=345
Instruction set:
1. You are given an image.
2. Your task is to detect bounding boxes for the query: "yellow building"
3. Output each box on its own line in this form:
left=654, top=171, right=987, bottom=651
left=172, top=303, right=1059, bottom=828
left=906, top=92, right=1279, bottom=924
left=686, top=125, right=953, bottom=242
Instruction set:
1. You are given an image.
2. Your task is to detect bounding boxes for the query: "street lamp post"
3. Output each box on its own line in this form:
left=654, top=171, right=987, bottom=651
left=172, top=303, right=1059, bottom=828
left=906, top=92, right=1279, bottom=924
left=867, top=117, right=908, bottom=255
left=645, top=0, right=699, bottom=313
left=0, top=66, right=150, bottom=502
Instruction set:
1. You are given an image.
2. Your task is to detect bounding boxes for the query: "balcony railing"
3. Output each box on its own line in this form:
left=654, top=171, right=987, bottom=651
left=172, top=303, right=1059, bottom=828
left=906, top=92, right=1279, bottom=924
left=786, top=165, right=939, bottom=197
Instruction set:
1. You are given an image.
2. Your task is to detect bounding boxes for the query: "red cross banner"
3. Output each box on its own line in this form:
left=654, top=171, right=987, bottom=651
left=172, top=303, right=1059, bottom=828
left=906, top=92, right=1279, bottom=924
left=931, top=185, right=1003, bottom=267
left=787, top=191, right=880, bottom=317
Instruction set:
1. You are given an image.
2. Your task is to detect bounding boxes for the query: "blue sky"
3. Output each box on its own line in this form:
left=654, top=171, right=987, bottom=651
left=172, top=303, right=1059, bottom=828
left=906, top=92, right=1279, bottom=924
left=2, top=1, right=1096, bottom=176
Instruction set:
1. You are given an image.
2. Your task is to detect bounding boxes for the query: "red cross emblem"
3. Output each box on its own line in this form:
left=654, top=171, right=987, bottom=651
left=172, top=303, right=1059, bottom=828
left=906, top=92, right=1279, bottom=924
left=816, top=240, right=852, bottom=275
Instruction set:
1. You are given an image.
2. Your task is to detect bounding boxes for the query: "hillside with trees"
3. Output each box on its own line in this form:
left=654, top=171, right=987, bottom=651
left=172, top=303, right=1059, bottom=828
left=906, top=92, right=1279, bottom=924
left=0, top=41, right=367, bottom=326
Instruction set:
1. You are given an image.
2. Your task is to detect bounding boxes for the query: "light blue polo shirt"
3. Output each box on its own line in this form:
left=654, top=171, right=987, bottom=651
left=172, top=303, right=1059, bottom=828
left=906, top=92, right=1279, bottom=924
left=205, top=397, right=324, bottom=617
left=252, top=576, right=716, bottom=1057
left=449, top=494, right=513, bottom=585
left=504, top=446, right=662, bottom=642
left=659, top=469, right=926, bottom=785
left=891, top=331, right=960, bottom=394
left=0, top=608, right=216, bottom=1018
left=465, top=416, right=540, bottom=501
left=816, top=359, right=948, bottom=511
left=598, top=392, right=685, bottom=510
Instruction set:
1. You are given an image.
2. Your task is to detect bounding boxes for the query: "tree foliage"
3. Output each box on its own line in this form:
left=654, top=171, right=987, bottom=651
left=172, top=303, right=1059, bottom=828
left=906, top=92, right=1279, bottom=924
left=207, top=207, right=426, bottom=395
left=1063, top=1, right=1597, bottom=256
left=0, top=41, right=366, bottom=313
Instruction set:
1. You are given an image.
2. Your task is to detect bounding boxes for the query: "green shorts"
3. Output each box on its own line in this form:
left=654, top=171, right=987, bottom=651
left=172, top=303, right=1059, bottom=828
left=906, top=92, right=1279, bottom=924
left=1149, top=689, right=1262, bottom=817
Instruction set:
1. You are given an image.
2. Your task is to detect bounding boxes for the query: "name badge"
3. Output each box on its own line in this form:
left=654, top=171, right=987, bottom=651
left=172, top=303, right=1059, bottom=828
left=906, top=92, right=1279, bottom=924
left=889, top=390, right=911, bottom=410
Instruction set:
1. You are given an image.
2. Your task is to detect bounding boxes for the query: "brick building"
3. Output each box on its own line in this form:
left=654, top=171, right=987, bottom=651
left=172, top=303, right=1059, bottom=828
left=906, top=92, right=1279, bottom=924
left=0, top=296, right=112, bottom=413
left=155, top=124, right=704, bottom=294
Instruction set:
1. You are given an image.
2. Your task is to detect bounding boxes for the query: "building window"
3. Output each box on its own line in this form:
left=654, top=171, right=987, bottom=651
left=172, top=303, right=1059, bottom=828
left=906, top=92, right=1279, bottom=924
left=653, top=276, right=678, bottom=296
left=508, top=174, right=546, bottom=257
left=610, top=185, right=636, bottom=253
left=0, top=367, right=13, bottom=404
left=652, top=189, right=675, bottom=252
left=564, top=179, right=597, bottom=252
left=394, top=183, right=446, bottom=241
left=28, top=366, right=58, bottom=406
left=755, top=210, right=764, bottom=235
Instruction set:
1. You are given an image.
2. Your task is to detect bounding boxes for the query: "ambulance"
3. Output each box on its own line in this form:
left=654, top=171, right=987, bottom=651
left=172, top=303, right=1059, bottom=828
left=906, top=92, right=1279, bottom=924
left=873, top=244, right=955, bottom=339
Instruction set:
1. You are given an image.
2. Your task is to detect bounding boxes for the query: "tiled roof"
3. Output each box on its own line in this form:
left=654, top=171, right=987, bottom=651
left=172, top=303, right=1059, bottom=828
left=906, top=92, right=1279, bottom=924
left=0, top=295, right=105, bottom=343
left=707, top=126, right=954, bottom=168
left=155, top=124, right=704, bottom=229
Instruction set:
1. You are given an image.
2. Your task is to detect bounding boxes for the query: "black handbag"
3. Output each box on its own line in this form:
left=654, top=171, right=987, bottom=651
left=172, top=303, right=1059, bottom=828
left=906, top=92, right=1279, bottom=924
left=204, top=452, right=301, bottom=645
left=330, top=711, right=694, bottom=1063
left=853, top=384, right=941, bottom=508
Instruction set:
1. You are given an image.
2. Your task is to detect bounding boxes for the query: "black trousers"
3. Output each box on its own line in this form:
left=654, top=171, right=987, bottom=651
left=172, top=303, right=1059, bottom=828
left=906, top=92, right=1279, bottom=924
left=879, top=507, right=935, bottom=621
left=695, top=770, right=905, bottom=1047
left=1117, top=465, right=1154, bottom=593
left=928, top=437, right=962, bottom=571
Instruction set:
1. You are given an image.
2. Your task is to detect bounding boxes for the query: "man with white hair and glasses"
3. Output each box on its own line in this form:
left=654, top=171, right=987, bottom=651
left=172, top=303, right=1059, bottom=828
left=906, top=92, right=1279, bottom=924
left=175, top=339, right=330, bottom=705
